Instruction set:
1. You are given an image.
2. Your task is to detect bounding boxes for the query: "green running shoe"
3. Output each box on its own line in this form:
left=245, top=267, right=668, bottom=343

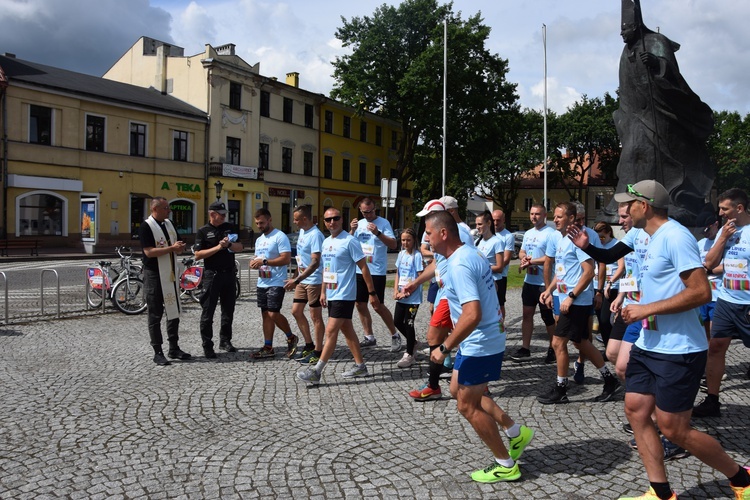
left=470, top=461, right=521, bottom=483
left=508, top=425, right=534, bottom=461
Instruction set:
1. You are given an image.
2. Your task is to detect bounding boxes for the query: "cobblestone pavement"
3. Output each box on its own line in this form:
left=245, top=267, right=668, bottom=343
left=1, top=291, right=749, bottom=499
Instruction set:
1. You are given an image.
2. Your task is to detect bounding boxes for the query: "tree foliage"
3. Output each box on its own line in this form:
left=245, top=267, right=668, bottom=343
left=331, top=0, right=518, bottom=217
left=707, top=110, right=750, bottom=194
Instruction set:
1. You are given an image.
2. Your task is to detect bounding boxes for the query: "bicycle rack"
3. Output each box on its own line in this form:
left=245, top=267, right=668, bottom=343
left=40, top=269, right=61, bottom=318
left=84, top=268, right=107, bottom=313
left=0, top=271, right=7, bottom=325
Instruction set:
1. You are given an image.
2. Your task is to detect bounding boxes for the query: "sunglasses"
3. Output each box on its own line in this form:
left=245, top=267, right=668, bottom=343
left=324, top=216, right=342, bottom=223
left=360, top=209, right=375, bottom=214
left=627, top=184, right=654, bottom=202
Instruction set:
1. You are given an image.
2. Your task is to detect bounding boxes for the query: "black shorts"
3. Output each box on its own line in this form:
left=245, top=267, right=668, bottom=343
left=495, top=277, right=507, bottom=306
left=356, top=274, right=387, bottom=303
left=328, top=300, right=355, bottom=319
left=257, top=286, right=285, bottom=312
left=711, top=299, right=750, bottom=347
left=521, top=283, right=555, bottom=326
left=555, top=304, right=592, bottom=343
left=625, top=346, right=706, bottom=413
left=609, top=312, right=632, bottom=342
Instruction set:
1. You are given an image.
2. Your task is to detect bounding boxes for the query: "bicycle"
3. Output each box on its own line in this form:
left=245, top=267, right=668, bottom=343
left=86, top=248, right=147, bottom=314
left=179, top=256, right=241, bottom=303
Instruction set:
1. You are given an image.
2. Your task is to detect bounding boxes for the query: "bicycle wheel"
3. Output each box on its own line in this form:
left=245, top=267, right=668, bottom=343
left=87, top=287, right=104, bottom=308
left=190, top=282, right=204, bottom=303
left=112, top=278, right=147, bottom=315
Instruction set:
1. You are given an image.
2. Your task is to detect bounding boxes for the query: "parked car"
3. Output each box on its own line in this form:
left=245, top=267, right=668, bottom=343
left=512, top=231, right=525, bottom=259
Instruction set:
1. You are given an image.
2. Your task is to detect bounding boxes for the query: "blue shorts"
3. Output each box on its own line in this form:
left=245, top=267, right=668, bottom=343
left=427, top=282, right=439, bottom=304
left=623, top=322, right=641, bottom=343
left=454, top=350, right=503, bottom=386
left=699, top=301, right=715, bottom=323
left=711, top=298, right=750, bottom=347
left=625, top=346, right=706, bottom=413
left=553, top=295, right=560, bottom=316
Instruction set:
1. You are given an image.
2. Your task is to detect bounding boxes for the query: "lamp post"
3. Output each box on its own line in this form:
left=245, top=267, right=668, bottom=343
left=214, top=179, right=223, bottom=201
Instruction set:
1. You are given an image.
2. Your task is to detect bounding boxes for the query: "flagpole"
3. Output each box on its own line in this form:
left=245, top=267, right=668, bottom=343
left=442, top=18, right=447, bottom=197
left=542, top=24, right=548, bottom=210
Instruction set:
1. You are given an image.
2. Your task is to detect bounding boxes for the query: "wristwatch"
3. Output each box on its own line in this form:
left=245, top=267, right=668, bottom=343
left=368, top=290, right=377, bottom=296
left=263, top=258, right=268, bottom=266
left=375, top=229, right=382, bottom=237
left=568, top=291, right=577, bottom=300
left=439, top=344, right=449, bottom=354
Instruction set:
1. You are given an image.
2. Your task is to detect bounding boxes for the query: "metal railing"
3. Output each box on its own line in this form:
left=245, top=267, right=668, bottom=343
left=40, top=269, right=61, bottom=319
left=1, top=271, right=7, bottom=325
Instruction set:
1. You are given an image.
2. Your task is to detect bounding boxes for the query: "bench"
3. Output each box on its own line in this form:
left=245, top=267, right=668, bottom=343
left=0, top=239, right=41, bottom=256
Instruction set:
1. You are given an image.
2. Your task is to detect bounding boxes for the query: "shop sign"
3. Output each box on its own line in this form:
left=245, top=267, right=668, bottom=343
left=81, top=198, right=97, bottom=242
left=269, top=187, right=304, bottom=198
left=223, top=164, right=258, bottom=179
left=161, top=181, right=202, bottom=200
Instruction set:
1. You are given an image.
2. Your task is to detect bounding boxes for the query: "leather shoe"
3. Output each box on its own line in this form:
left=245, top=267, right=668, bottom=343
left=168, top=348, right=192, bottom=360
left=153, top=353, right=171, bottom=366
left=219, top=342, right=237, bottom=352
left=204, top=348, right=217, bottom=359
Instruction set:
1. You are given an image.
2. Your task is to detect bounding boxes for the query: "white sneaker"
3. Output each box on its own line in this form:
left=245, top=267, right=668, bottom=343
left=390, top=334, right=403, bottom=352
left=397, top=353, right=415, bottom=368
left=419, top=347, right=431, bottom=356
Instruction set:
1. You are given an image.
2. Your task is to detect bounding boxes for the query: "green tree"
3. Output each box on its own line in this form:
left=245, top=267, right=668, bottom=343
left=547, top=93, right=620, bottom=202
left=331, top=0, right=518, bottom=220
left=708, top=111, right=750, bottom=194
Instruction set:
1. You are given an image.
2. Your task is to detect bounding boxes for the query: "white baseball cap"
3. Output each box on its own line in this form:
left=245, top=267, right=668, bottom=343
left=416, top=199, right=446, bottom=217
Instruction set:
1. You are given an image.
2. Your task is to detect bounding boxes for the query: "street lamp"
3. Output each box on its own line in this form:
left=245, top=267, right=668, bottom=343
left=214, top=179, right=223, bottom=201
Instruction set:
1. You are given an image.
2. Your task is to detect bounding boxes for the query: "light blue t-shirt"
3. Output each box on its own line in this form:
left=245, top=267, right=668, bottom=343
left=553, top=234, right=594, bottom=306
left=477, top=234, right=505, bottom=281
left=495, top=228, right=515, bottom=278
left=353, top=216, right=394, bottom=276
left=443, top=244, right=505, bottom=357
left=593, top=238, right=621, bottom=291
left=396, top=250, right=424, bottom=305
left=619, top=228, right=650, bottom=307
left=321, top=231, right=365, bottom=301
left=714, top=224, right=750, bottom=305
left=521, top=225, right=556, bottom=286
left=635, top=220, right=707, bottom=354
left=697, top=237, right=722, bottom=302
left=254, top=228, right=291, bottom=288
left=296, top=226, right=325, bottom=285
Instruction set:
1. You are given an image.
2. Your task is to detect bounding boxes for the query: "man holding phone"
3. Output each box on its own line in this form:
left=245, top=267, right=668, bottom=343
left=194, top=200, right=244, bottom=358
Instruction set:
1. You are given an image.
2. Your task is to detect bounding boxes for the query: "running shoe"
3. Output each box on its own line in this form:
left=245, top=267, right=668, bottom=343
left=508, top=425, right=534, bottom=461
left=470, top=462, right=521, bottom=483
left=409, top=383, right=442, bottom=401
left=251, top=346, right=275, bottom=359
left=573, top=360, right=585, bottom=384
left=359, top=336, right=377, bottom=348
left=294, top=347, right=315, bottom=361
left=297, top=367, right=321, bottom=385
left=537, top=383, right=568, bottom=404
left=662, top=437, right=690, bottom=461
left=730, top=467, right=750, bottom=500
left=623, top=422, right=634, bottom=434
left=544, top=347, right=556, bottom=364
left=628, top=437, right=638, bottom=450
left=693, top=395, right=721, bottom=418
left=618, top=487, right=677, bottom=500
left=397, top=353, right=415, bottom=368
left=306, top=355, right=320, bottom=365
left=390, top=334, right=403, bottom=352
left=341, top=363, right=368, bottom=378
left=595, top=333, right=604, bottom=343
left=286, top=334, right=299, bottom=359
left=508, top=347, right=531, bottom=362
left=594, top=375, right=623, bottom=402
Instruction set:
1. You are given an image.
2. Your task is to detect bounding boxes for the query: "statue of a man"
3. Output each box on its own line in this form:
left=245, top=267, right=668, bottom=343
left=608, top=0, right=714, bottom=225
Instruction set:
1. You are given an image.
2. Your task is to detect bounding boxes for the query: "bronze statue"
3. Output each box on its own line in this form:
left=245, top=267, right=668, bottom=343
left=607, top=0, right=714, bottom=225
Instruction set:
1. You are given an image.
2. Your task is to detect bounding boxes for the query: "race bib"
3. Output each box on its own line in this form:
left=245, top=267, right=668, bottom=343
left=723, top=258, right=749, bottom=290
left=641, top=315, right=658, bottom=331
left=361, top=243, right=375, bottom=263
left=398, top=276, right=413, bottom=292
left=619, top=277, right=638, bottom=292
left=323, top=271, right=338, bottom=289
left=259, top=265, right=272, bottom=279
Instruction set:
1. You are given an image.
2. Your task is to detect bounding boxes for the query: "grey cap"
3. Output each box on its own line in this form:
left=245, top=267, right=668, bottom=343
left=613, top=180, right=670, bottom=209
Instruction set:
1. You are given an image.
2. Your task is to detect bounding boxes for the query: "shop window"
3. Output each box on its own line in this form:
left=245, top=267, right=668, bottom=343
left=17, top=192, right=64, bottom=236
left=86, top=115, right=105, bottom=152
left=169, top=199, right=195, bottom=235
left=29, top=104, right=52, bottom=145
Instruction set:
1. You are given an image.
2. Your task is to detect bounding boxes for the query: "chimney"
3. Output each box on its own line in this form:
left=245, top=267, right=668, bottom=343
left=286, top=72, right=299, bottom=88
left=155, top=44, right=168, bottom=95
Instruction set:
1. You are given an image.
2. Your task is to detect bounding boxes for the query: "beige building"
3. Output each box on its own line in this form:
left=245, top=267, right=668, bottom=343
left=0, top=52, right=207, bottom=248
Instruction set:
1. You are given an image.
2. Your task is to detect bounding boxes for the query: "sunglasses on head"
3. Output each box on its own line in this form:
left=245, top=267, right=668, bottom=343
left=627, top=184, right=654, bottom=202
left=324, top=216, right=342, bottom=222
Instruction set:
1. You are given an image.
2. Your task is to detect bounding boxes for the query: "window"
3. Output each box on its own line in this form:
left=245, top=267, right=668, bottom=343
left=375, top=126, right=382, bottom=146
left=343, top=116, right=351, bottom=138
left=18, top=192, right=63, bottom=236
left=229, top=82, right=242, bottom=110
left=86, top=115, right=105, bottom=152
left=226, top=136, right=241, bottom=165
left=305, top=104, right=313, bottom=128
left=259, top=143, right=269, bottom=170
left=359, top=162, right=367, bottom=183
left=282, top=147, right=293, bottom=173
left=283, top=97, right=293, bottom=123
left=324, top=156, right=333, bottom=179
left=260, top=91, right=270, bottom=117
left=342, top=159, right=350, bottom=181
left=374, top=165, right=381, bottom=185
left=29, top=105, right=52, bottom=145
left=390, top=168, right=397, bottom=179
left=524, top=198, right=534, bottom=212
left=360, top=121, right=367, bottom=142
left=130, top=123, right=146, bottom=157
left=324, top=110, right=333, bottom=133
left=391, top=131, right=398, bottom=150
left=173, top=130, right=188, bottom=161
left=169, top=200, right=195, bottom=235
left=595, top=194, right=605, bottom=210
left=303, top=151, right=313, bottom=176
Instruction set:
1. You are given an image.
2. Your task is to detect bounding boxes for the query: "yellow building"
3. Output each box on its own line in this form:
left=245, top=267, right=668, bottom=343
left=318, top=98, right=409, bottom=231
left=0, top=53, right=207, bottom=249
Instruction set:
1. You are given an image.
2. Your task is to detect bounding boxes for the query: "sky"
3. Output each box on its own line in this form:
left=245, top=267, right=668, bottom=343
left=1, top=0, right=748, bottom=115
